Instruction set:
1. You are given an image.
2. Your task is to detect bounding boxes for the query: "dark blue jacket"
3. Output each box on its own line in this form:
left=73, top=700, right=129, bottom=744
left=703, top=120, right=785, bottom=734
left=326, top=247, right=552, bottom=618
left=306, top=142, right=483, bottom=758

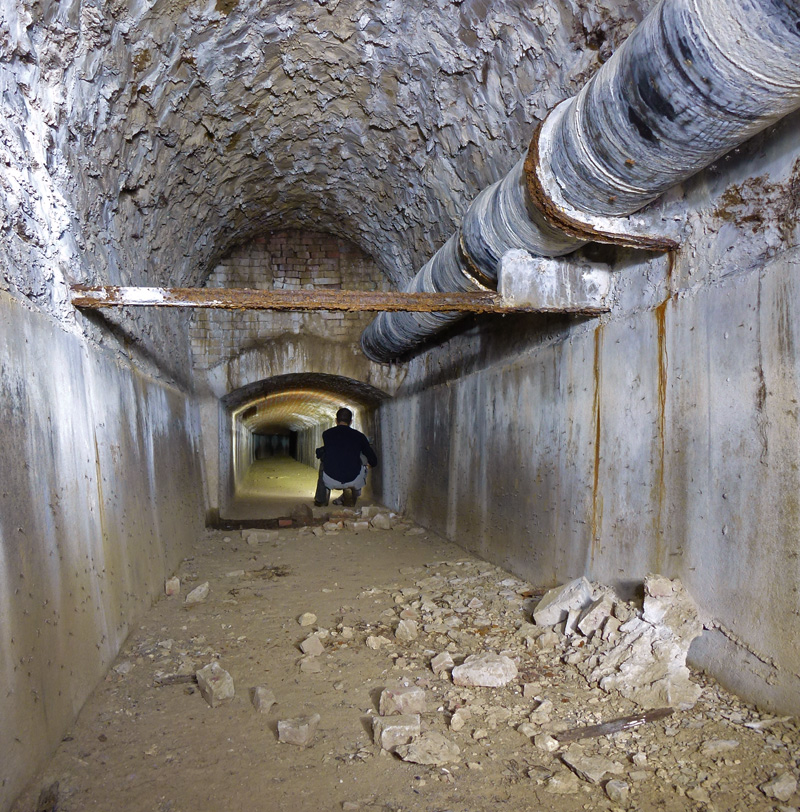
left=318, top=425, right=378, bottom=483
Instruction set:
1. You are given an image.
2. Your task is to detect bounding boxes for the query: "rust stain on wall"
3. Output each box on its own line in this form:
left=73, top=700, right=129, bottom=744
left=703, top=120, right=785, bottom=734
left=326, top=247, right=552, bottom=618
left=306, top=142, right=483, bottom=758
left=654, top=298, right=669, bottom=568
left=590, top=325, right=604, bottom=562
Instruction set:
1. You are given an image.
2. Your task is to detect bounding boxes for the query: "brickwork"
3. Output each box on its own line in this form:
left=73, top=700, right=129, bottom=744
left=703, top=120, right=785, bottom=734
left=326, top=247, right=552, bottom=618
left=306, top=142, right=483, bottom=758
left=190, top=230, right=388, bottom=371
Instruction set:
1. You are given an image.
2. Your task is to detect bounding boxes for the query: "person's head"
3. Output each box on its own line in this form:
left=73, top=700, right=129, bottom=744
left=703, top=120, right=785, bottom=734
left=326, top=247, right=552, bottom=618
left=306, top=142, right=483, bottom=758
left=335, top=407, right=353, bottom=426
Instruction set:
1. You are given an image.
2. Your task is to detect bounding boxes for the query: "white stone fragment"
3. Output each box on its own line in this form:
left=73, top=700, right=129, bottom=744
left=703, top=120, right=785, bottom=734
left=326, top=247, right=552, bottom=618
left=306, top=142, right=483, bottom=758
left=379, top=685, right=426, bottom=716
left=196, top=662, right=235, bottom=707
left=584, top=575, right=703, bottom=709
left=278, top=713, right=320, bottom=746
left=245, top=529, right=279, bottom=546
left=372, top=714, right=420, bottom=751
left=300, top=634, right=325, bottom=656
left=535, top=734, right=560, bottom=752
left=366, top=635, right=391, bottom=650
left=395, top=618, right=418, bottom=642
left=299, top=656, right=321, bottom=673
left=700, top=738, right=740, bottom=756
left=370, top=513, right=394, bottom=530
left=184, top=582, right=210, bottom=605
left=544, top=772, right=580, bottom=794
left=395, top=732, right=460, bottom=765
left=165, top=576, right=180, bottom=597
left=561, top=747, right=624, bottom=784
left=431, top=652, right=454, bottom=675
left=251, top=686, right=276, bottom=714
left=452, top=653, right=518, bottom=687
left=577, top=595, right=614, bottom=636
left=533, top=577, right=593, bottom=626
left=529, top=698, right=554, bottom=724
left=537, top=630, right=561, bottom=650
left=761, top=772, right=798, bottom=802
left=298, top=612, right=317, bottom=627
left=450, top=708, right=471, bottom=731
left=605, top=779, right=630, bottom=803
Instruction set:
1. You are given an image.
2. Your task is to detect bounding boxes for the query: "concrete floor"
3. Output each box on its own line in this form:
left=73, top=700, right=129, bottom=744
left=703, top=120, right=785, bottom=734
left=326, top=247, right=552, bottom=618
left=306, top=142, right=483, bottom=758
left=224, top=456, right=377, bottom=520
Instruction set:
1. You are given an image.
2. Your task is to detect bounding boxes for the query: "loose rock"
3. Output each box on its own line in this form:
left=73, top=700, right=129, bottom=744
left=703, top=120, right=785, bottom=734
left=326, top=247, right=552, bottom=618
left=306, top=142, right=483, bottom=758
left=379, top=686, right=426, bottom=716
left=452, top=653, right=517, bottom=687
left=300, top=634, right=325, bottom=657
left=298, top=612, right=317, bottom=627
left=544, top=772, right=581, bottom=794
left=372, top=714, right=420, bottom=751
left=561, top=746, right=624, bottom=784
left=165, top=576, right=180, bottom=597
left=761, top=772, right=798, bottom=802
left=278, top=714, right=321, bottom=747
left=184, top=582, right=210, bottom=605
left=251, top=686, right=276, bottom=714
left=395, top=732, right=460, bottom=765
left=196, top=662, right=234, bottom=707
left=370, top=513, right=394, bottom=531
left=431, top=652, right=454, bottom=675
left=533, top=577, right=593, bottom=627
left=395, top=619, right=418, bottom=642
left=605, top=779, right=630, bottom=803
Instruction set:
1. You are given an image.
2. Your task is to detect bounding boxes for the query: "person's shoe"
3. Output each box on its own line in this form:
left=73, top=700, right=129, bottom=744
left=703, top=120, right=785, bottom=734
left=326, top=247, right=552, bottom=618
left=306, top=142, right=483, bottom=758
left=332, top=497, right=343, bottom=506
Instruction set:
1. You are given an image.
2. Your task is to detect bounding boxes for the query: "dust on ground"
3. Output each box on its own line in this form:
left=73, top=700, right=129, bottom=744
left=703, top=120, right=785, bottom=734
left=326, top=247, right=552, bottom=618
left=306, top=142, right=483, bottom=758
left=12, top=512, right=800, bottom=812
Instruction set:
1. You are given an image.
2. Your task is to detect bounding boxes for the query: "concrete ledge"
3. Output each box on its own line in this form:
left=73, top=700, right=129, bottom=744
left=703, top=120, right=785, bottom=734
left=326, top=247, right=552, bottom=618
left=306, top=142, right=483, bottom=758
left=498, top=249, right=613, bottom=311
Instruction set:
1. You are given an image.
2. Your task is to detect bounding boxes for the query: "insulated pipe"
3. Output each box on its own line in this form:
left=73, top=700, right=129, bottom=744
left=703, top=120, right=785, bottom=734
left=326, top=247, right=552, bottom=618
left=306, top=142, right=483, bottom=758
left=361, top=0, right=800, bottom=364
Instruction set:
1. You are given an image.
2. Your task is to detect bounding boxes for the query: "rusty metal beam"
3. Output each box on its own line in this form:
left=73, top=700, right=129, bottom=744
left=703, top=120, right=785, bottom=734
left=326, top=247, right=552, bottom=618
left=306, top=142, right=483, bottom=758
left=69, top=285, right=610, bottom=315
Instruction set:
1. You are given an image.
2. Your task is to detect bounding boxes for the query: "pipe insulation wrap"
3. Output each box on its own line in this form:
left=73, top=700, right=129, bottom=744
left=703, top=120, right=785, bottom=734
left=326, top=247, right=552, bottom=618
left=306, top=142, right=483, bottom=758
left=362, top=0, right=800, bottom=363
left=361, top=235, right=490, bottom=362
left=460, top=159, right=583, bottom=277
left=541, top=0, right=800, bottom=217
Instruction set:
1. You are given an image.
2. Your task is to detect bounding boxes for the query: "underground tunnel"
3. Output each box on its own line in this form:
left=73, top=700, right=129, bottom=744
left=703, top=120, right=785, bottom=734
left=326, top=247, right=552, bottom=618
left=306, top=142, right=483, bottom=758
left=2, top=0, right=800, bottom=808
left=219, top=373, right=388, bottom=520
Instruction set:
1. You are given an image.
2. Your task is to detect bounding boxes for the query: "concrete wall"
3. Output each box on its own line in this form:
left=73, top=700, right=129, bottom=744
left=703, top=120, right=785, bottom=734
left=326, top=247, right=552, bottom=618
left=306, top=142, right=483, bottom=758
left=0, top=292, right=204, bottom=810
left=375, top=112, right=800, bottom=714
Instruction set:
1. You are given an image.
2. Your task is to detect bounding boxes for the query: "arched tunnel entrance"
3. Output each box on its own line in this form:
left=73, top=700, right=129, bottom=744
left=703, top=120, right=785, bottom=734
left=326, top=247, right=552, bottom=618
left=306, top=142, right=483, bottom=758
left=219, top=373, right=390, bottom=520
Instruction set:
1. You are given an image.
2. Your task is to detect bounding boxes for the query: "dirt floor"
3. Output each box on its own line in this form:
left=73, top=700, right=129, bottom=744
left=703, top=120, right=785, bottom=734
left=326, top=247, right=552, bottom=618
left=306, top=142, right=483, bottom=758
left=11, top=505, right=800, bottom=812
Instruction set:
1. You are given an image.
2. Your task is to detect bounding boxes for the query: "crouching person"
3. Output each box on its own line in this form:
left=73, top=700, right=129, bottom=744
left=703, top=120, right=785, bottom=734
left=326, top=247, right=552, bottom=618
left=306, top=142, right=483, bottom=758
left=314, top=407, right=378, bottom=507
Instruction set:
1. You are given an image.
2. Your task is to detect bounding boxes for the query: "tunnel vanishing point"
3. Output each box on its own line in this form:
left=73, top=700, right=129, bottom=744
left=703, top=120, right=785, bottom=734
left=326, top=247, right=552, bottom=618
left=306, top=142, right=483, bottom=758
left=2, top=0, right=800, bottom=807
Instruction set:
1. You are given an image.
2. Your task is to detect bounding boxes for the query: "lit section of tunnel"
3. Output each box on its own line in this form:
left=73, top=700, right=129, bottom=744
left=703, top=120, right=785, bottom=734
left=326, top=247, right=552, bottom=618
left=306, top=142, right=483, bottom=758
left=220, top=373, right=389, bottom=519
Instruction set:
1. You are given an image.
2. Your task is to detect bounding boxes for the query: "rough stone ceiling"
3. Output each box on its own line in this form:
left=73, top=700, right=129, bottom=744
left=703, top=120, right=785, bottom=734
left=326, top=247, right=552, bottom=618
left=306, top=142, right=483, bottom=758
left=13, top=0, right=654, bottom=301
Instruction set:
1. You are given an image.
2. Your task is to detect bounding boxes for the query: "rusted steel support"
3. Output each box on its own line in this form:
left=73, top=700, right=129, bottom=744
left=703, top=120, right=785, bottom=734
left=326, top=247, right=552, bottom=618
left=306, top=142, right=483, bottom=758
left=361, top=0, right=800, bottom=363
left=69, top=285, right=608, bottom=315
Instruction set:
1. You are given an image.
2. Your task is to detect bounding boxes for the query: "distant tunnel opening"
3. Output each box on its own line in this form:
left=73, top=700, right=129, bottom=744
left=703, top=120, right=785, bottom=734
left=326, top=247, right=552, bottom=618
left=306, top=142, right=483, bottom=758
left=220, top=373, right=390, bottom=519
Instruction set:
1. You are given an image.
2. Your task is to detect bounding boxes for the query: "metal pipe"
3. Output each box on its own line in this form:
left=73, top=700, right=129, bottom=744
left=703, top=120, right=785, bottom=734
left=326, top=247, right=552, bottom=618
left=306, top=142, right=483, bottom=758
left=361, top=0, right=800, bottom=363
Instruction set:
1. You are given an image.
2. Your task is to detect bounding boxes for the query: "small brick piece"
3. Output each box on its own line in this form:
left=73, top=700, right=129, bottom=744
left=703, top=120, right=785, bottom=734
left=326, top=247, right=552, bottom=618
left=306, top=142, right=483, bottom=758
left=196, top=662, right=235, bottom=707
left=372, top=714, right=421, bottom=751
left=379, top=686, right=426, bottom=716
left=251, top=686, right=276, bottom=714
left=431, top=652, right=454, bottom=675
left=278, top=713, right=321, bottom=746
left=300, top=634, right=325, bottom=656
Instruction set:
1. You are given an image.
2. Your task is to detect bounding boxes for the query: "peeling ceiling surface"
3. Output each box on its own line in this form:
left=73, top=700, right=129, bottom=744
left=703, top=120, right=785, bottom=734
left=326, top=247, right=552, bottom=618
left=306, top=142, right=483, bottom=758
left=3, top=0, right=655, bottom=309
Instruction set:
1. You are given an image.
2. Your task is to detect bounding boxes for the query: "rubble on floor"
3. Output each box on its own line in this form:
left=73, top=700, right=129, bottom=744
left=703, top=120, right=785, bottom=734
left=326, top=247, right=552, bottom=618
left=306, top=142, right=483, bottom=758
left=21, top=517, right=800, bottom=812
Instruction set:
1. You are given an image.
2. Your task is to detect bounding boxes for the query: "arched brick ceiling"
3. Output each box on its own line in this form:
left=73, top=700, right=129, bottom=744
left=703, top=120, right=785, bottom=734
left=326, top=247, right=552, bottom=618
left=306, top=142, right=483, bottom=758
left=18, top=0, right=652, bottom=296
left=237, top=390, right=346, bottom=433
left=226, top=372, right=389, bottom=432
